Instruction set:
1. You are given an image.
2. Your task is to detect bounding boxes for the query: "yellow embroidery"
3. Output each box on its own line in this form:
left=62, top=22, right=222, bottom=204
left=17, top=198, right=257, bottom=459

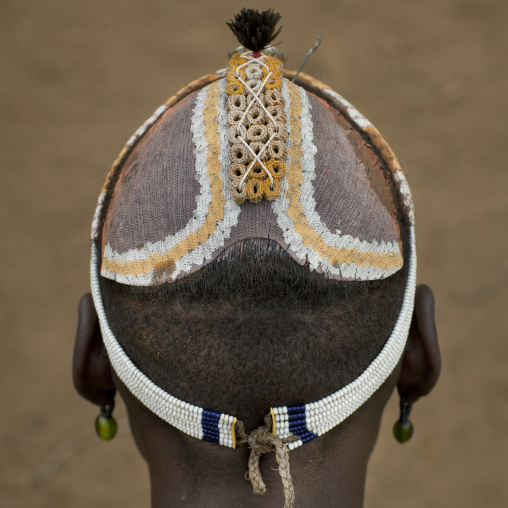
left=226, top=52, right=288, bottom=203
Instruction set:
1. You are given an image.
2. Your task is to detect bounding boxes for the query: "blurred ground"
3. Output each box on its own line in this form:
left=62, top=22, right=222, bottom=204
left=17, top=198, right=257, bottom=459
left=1, top=0, right=507, bottom=506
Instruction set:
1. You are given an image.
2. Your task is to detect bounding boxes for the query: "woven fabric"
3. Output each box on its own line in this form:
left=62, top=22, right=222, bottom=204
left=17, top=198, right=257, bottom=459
left=225, top=52, right=288, bottom=203
left=98, top=73, right=406, bottom=285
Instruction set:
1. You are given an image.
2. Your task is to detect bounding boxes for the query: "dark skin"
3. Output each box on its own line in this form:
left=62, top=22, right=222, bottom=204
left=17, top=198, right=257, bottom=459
left=73, top=285, right=440, bottom=507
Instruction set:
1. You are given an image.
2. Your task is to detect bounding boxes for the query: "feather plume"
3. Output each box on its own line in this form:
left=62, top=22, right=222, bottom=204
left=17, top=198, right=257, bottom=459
left=226, top=8, right=282, bottom=53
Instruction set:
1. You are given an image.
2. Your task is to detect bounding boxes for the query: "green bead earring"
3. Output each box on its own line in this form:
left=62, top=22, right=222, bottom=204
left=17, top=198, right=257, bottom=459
left=95, top=392, right=118, bottom=441
left=393, top=389, right=413, bottom=443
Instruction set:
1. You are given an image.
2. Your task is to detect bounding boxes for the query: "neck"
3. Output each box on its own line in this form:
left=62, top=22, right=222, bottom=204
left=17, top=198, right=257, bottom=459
left=121, top=377, right=391, bottom=507
left=120, top=372, right=393, bottom=508
left=147, top=419, right=373, bottom=508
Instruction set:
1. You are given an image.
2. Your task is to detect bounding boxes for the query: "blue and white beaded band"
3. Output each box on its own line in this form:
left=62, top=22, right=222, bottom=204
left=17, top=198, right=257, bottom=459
left=90, top=244, right=238, bottom=449
left=271, top=226, right=417, bottom=450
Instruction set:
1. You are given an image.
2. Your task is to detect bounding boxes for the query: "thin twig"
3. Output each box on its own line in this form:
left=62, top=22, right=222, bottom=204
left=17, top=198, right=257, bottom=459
left=293, top=36, right=322, bottom=82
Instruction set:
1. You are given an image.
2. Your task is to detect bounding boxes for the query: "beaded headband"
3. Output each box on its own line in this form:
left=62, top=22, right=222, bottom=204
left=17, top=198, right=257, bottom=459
left=90, top=11, right=416, bottom=451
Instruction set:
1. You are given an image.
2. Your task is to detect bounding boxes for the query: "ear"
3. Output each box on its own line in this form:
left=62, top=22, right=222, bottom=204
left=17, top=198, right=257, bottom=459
left=73, top=292, right=116, bottom=407
left=397, top=284, right=441, bottom=404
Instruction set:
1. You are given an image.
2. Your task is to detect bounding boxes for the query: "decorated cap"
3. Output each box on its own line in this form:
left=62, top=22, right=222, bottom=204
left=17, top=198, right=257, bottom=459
left=90, top=8, right=416, bottom=504
left=92, top=11, right=413, bottom=287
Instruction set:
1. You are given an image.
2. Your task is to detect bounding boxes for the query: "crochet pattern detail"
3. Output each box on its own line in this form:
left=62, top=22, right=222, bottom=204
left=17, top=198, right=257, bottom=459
left=226, top=51, right=288, bottom=204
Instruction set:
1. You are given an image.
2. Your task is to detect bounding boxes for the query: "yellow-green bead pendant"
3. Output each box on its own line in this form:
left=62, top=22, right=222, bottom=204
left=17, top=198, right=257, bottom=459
left=393, top=419, right=413, bottom=443
left=95, top=414, right=118, bottom=441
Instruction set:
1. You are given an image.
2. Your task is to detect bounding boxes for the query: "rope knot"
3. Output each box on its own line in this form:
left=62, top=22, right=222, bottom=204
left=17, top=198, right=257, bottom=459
left=237, top=414, right=299, bottom=508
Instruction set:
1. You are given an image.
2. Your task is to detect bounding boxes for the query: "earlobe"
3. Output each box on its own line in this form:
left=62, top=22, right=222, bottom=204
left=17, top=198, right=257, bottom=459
left=397, top=285, right=441, bottom=404
left=73, top=293, right=116, bottom=407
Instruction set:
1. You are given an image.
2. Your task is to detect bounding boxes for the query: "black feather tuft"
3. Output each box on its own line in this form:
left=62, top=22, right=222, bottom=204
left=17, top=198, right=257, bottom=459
left=226, top=8, right=282, bottom=53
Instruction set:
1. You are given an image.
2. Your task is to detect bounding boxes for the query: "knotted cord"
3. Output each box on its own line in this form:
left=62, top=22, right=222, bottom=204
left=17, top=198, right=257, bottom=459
left=236, top=414, right=299, bottom=508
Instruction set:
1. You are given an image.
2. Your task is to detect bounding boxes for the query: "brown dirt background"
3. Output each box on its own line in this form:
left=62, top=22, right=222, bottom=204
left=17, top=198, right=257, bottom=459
left=1, top=0, right=507, bottom=506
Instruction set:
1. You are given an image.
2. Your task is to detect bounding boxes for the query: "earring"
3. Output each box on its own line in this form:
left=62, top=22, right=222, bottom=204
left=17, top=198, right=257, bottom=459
left=393, top=389, right=413, bottom=443
left=95, top=391, right=118, bottom=441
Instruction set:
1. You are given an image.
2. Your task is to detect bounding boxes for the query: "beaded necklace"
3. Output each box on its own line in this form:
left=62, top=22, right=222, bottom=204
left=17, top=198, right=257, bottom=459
left=90, top=226, right=415, bottom=450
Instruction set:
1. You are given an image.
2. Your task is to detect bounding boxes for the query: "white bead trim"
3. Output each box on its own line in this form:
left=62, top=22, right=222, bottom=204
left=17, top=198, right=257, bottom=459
left=272, top=226, right=417, bottom=449
left=91, top=243, right=238, bottom=448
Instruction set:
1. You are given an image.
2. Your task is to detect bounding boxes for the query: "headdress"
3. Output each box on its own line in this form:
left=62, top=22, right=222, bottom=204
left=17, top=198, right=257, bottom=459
left=90, top=7, right=415, bottom=500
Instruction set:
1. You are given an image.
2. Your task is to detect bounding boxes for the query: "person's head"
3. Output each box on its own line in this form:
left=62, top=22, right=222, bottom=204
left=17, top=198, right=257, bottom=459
left=73, top=9, right=440, bottom=507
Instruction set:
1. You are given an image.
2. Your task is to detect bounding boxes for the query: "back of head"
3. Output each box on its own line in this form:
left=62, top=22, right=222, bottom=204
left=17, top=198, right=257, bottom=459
left=86, top=8, right=419, bottom=504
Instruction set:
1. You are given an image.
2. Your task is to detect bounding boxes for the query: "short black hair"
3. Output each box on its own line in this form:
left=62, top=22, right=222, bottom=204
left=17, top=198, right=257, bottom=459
left=101, top=232, right=408, bottom=431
